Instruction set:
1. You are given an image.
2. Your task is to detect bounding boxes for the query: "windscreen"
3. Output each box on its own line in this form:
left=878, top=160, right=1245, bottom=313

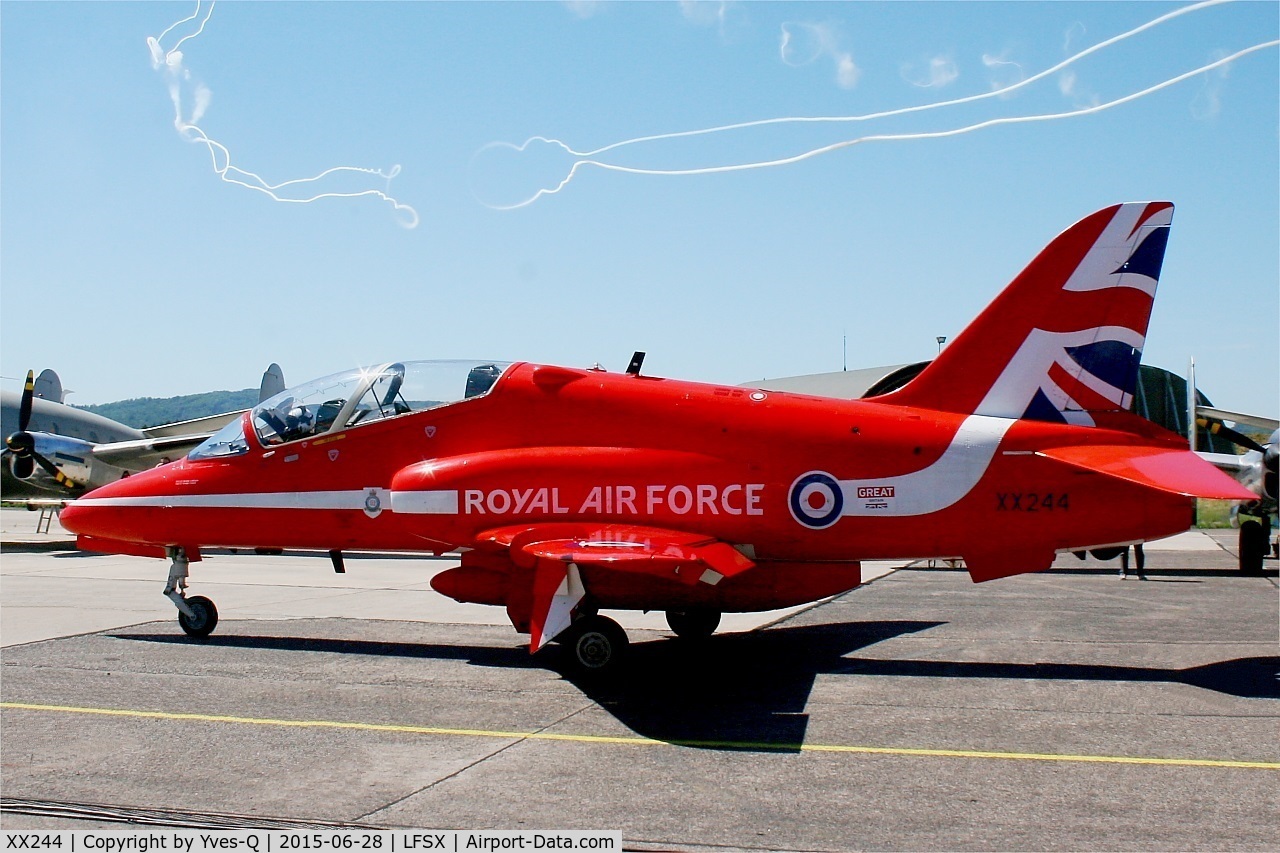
left=188, top=415, right=250, bottom=460
left=247, top=360, right=512, bottom=447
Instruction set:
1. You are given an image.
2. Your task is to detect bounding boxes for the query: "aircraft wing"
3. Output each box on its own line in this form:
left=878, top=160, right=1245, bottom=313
left=1196, top=406, right=1279, bottom=434
left=90, top=433, right=215, bottom=469
left=6, top=497, right=72, bottom=511
left=475, top=523, right=756, bottom=650
left=1195, top=451, right=1252, bottom=476
left=140, top=410, right=243, bottom=439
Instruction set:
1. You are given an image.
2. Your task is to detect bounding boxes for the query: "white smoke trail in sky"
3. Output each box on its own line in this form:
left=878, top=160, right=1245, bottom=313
left=482, top=0, right=1274, bottom=210
left=148, top=1, right=418, bottom=229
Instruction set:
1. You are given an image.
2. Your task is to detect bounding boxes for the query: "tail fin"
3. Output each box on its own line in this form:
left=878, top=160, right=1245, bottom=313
left=877, top=202, right=1174, bottom=428
left=259, top=363, right=286, bottom=403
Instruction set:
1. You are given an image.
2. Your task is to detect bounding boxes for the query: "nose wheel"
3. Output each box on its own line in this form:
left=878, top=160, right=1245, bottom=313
left=163, top=548, right=220, bottom=638
left=178, top=595, right=219, bottom=637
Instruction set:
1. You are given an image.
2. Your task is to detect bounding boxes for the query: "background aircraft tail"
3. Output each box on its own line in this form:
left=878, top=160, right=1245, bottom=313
left=876, top=202, right=1174, bottom=429
left=259, top=363, right=286, bottom=403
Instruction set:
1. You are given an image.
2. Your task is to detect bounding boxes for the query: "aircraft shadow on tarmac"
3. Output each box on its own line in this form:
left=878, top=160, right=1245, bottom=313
left=557, top=628, right=1280, bottom=747
left=564, top=620, right=944, bottom=752
left=112, top=620, right=938, bottom=752
left=911, top=565, right=1278, bottom=580
left=110, top=631, right=544, bottom=668
left=111, top=621, right=1277, bottom=753
left=836, top=656, right=1280, bottom=701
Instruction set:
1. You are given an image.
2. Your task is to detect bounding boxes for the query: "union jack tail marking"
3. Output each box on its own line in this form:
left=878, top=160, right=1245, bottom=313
left=877, top=202, right=1174, bottom=427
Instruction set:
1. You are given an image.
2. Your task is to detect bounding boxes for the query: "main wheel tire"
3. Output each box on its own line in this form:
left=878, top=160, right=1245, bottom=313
left=566, top=614, right=628, bottom=675
left=178, top=595, right=219, bottom=637
left=665, top=609, right=721, bottom=639
left=1240, top=520, right=1267, bottom=574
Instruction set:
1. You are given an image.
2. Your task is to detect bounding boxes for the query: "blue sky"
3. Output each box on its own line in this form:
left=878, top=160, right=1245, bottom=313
left=2, top=1, right=1276, bottom=418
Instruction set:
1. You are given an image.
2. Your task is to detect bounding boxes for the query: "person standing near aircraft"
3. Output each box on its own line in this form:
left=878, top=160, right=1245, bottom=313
left=1119, top=544, right=1146, bottom=580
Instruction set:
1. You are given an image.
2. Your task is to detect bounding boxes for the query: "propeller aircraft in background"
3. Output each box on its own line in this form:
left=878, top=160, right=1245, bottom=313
left=1186, top=364, right=1279, bottom=573
left=60, top=202, right=1256, bottom=675
left=2, top=365, right=285, bottom=500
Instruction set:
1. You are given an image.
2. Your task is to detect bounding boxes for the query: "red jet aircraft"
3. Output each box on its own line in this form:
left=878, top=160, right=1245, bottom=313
left=61, top=202, right=1254, bottom=674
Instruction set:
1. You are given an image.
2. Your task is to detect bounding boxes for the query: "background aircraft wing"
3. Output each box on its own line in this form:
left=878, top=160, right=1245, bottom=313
left=90, top=432, right=220, bottom=469
left=139, top=410, right=242, bottom=439
left=1196, top=406, right=1279, bottom=434
left=1195, top=451, right=1253, bottom=475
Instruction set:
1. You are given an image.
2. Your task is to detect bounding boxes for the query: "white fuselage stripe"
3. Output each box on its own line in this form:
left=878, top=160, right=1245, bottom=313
left=838, top=414, right=1014, bottom=516
left=76, top=491, right=377, bottom=511
left=75, top=488, right=462, bottom=514
left=391, top=490, right=460, bottom=514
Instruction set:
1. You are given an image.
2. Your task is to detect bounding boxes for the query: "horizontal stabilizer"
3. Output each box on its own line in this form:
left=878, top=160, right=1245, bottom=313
left=1039, top=445, right=1256, bottom=500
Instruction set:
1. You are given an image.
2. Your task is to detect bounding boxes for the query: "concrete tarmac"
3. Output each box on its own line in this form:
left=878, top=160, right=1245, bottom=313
left=1, top=507, right=1277, bottom=850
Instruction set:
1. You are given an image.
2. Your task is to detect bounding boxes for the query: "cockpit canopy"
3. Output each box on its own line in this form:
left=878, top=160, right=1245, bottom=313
left=190, top=360, right=512, bottom=460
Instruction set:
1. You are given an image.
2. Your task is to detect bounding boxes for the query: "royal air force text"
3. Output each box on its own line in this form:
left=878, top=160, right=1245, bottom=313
left=463, top=485, right=763, bottom=517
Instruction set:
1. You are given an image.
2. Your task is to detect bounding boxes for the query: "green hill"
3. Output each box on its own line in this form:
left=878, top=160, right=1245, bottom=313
left=75, top=389, right=260, bottom=429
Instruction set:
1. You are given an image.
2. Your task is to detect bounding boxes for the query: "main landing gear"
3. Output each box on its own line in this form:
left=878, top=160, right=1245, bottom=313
left=164, top=547, right=219, bottom=637
left=556, top=608, right=726, bottom=676
left=665, top=609, right=721, bottom=639
left=1239, top=517, right=1273, bottom=575
left=560, top=614, right=629, bottom=676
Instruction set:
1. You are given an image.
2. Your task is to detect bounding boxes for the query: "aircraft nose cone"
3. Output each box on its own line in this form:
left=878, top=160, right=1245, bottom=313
left=57, top=500, right=91, bottom=535
left=59, top=464, right=167, bottom=541
left=58, top=489, right=122, bottom=538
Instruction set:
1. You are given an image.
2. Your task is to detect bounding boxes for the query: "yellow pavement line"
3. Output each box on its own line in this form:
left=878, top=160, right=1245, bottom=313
left=4, top=701, right=1277, bottom=770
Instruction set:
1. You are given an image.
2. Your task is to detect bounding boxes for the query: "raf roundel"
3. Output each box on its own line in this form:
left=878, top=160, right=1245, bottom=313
left=789, top=471, right=844, bottom=529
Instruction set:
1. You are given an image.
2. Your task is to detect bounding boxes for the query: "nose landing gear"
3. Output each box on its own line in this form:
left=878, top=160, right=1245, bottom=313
left=178, top=595, right=219, bottom=637
left=164, top=547, right=219, bottom=637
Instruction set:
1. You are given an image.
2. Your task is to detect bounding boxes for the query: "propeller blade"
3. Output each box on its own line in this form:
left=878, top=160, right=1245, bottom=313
left=30, top=450, right=79, bottom=490
left=1197, top=417, right=1267, bottom=454
left=18, top=370, right=34, bottom=432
